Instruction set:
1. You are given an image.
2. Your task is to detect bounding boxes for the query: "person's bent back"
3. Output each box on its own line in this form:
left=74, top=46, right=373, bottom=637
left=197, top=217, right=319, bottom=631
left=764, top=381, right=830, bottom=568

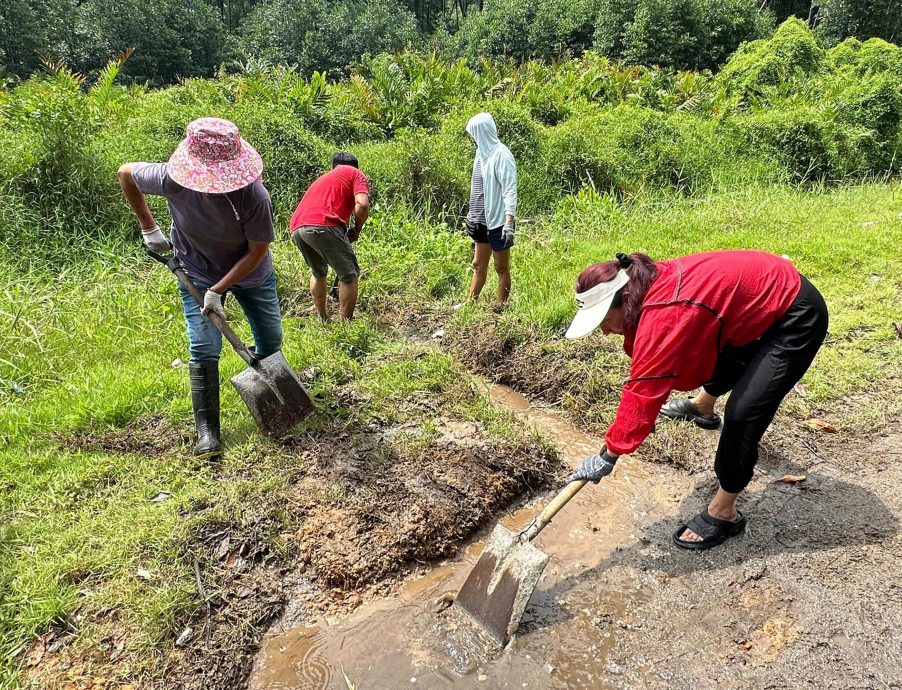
left=289, top=152, right=370, bottom=321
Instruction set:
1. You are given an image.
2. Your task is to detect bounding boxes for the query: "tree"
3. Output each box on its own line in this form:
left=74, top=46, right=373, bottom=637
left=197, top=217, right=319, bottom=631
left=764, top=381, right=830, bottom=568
left=454, top=0, right=600, bottom=62
left=594, top=0, right=773, bottom=70
left=0, top=0, right=72, bottom=77
left=237, top=0, right=419, bottom=78
left=816, top=0, right=900, bottom=44
left=67, top=0, right=224, bottom=83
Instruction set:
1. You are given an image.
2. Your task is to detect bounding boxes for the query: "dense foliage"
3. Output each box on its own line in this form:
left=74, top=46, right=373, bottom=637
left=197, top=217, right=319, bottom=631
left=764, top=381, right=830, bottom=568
left=0, top=19, right=899, bottom=268
left=1, top=0, right=898, bottom=82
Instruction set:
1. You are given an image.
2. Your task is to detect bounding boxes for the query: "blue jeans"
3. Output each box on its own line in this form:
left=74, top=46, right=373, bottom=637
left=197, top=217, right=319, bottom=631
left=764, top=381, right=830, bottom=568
left=178, top=271, right=283, bottom=364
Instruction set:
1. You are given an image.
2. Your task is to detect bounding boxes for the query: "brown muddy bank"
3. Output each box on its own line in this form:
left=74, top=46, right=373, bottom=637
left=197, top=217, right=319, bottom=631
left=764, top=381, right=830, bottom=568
left=159, top=420, right=562, bottom=690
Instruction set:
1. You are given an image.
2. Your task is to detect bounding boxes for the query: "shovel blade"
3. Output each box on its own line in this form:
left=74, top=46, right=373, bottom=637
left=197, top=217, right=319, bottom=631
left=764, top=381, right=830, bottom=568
left=455, top=525, right=549, bottom=646
left=229, top=352, right=314, bottom=437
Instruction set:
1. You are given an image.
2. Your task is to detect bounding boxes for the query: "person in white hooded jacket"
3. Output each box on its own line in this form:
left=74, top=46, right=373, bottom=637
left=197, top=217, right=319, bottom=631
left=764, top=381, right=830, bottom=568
left=464, top=112, right=517, bottom=305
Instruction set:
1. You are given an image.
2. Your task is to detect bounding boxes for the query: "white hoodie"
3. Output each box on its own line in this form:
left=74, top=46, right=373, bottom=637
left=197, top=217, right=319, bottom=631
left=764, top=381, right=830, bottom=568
left=465, top=113, right=517, bottom=229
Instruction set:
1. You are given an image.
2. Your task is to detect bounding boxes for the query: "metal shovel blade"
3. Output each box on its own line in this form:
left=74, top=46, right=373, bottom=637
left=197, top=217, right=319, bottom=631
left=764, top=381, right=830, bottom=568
left=229, top=351, right=313, bottom=437
left=455, top=524, right=550, bottom=646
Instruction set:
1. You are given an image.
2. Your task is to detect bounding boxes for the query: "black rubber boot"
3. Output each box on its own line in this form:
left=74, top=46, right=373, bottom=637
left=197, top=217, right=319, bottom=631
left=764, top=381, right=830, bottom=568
left=189, top=362, right=222, bottom=459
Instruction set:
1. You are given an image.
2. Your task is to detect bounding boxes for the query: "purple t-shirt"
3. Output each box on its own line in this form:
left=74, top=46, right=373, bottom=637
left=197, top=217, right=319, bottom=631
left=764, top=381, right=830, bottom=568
left=132, top=163, right=275, bottom=287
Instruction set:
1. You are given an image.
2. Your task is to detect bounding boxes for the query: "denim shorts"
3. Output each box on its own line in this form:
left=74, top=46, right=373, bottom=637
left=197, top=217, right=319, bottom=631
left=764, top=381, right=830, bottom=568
left=466, top=222, right=507, bottom=252
left=292, top=225, right=360, bottom=283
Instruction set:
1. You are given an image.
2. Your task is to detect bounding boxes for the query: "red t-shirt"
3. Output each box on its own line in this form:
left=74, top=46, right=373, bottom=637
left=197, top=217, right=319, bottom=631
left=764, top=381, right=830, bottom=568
left=606, top=250, right=802, bottom=456
left=289, top=165, right=369, bottom=232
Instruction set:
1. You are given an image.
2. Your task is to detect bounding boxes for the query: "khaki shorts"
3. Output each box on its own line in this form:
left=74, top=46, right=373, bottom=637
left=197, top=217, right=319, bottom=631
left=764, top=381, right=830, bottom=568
left=292, top=225, right=360, bottom=283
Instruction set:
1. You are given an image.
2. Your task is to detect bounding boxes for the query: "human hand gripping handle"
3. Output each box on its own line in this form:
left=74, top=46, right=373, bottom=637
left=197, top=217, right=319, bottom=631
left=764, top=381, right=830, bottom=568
left=141, top=224, right=170, bottom=253
left=501, top=217, right=515, bottom=249
left=202, top=290, right=226, bottom=319
left=569, top=449, right=618, bottom=483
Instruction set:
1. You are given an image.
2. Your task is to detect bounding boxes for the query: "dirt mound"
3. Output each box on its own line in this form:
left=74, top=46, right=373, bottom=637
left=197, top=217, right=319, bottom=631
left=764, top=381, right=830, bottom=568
left=289, top=420, right=561, bottom=589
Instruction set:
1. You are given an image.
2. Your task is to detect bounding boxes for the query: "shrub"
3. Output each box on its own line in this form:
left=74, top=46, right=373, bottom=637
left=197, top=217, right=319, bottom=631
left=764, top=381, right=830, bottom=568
left=336, top=52, right=484, bottom=136
left=537, top=106, right=701, bottom=199
left=718, top=18, right=825, bottom=96
left=833, top=74, right=902, bottom=171
left=828, top=37, right=902, bottom=78
left=353, top=101, right=542, bottom=219
left=732, top=108, right=833, bottom=181
left=0, top=68, right=124, bottom=234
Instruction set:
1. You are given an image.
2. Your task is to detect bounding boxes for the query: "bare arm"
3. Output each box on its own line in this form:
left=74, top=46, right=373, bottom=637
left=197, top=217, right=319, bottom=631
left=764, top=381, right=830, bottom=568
left=353, top=192, right=370, bottom=226
left=210, top=241, right=270, bottom=294
left=117, top=164, right=157, bottom=230
left=349, top=192, right=370, bottom=242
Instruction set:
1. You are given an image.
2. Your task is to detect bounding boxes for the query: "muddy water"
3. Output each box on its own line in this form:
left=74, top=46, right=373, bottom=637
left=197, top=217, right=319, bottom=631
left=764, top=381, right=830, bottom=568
left=250, top=386, right=692, bottom=689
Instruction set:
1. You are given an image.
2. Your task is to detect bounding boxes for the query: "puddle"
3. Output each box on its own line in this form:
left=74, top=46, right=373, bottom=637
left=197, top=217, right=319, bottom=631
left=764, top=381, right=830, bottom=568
left=250, top=385, right=691, bottom=689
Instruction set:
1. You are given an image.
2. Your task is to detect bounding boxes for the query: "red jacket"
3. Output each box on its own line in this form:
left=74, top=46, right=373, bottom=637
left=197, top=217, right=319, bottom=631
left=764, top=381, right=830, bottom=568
left=289, top=165, right=369, bottom=232
left=605, top=251, right=801, bottom=456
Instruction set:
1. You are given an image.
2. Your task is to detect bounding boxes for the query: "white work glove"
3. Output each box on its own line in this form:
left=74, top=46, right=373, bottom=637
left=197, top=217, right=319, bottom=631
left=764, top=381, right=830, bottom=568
left=568, top=449, right=617, bottom=483
left=140, top=224, right=170, bottom=253
left=501, top=218, right=515, bottom=249
left=202, top=290, right=225, bottom=319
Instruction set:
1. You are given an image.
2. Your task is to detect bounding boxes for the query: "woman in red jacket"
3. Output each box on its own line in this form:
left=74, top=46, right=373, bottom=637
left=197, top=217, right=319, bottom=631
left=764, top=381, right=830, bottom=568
left=566, top=251, right=828, bottom=550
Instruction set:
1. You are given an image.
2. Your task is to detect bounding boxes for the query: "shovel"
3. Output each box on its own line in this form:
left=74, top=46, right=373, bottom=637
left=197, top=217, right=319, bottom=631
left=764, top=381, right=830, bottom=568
left=146, top=247, right=314, bottom=436
left=454, top=479, right=588, bottom=646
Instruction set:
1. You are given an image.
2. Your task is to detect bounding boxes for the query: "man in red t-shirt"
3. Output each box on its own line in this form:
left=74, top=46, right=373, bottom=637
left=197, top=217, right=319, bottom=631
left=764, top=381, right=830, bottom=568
left=289, top=152, right=370, bottom=320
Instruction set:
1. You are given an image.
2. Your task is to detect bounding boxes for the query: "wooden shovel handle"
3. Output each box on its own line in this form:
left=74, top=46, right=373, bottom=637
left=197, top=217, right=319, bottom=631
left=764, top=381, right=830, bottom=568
left=146, top=247, right=257, bottom=366
left=520, top=480, right=588, bottom=543
left=171, top=266, right=257, bottom=366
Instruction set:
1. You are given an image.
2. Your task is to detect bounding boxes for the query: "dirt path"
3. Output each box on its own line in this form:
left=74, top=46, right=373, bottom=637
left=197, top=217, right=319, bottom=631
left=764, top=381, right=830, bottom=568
left=249, top=386, right=902, bottom=689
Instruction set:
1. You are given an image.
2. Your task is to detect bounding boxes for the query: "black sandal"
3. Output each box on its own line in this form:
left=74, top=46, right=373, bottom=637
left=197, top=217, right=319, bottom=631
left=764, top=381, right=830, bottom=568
left=672, top=510, right=747, bottom=550
left=659, top=398, right=721, bottom=430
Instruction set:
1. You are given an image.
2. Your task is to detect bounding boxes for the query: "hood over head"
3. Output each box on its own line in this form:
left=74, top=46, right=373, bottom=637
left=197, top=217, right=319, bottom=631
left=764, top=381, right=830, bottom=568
left=466, top=112, right=501, bottom=162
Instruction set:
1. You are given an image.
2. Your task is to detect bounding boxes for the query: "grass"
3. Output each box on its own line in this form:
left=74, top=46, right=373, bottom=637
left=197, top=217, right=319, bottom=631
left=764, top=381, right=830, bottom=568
left=1, top=180, right=901, bottom=687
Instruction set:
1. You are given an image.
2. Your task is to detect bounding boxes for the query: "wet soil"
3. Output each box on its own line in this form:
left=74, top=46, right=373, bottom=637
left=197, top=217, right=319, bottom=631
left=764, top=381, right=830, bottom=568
left=249, top=386, right=902, bottom=690
left=159, top=419, right=561, bottom=690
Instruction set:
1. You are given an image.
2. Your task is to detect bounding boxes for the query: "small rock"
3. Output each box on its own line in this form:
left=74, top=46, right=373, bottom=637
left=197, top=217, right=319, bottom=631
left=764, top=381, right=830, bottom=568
left=431, top=328, right=445, bottom=339
left=804, top=418, right=837, bottom=433
left=477, top=675, right=488, bottom=682
left=777, top=474, right=806, bottom=484
left=136, top=568, right=152, bottom=580
left=171, top=358, right=184, bottom=368
left=175, top=627, right=193, bottom=647
left=148, top=492, right=171, bottom=503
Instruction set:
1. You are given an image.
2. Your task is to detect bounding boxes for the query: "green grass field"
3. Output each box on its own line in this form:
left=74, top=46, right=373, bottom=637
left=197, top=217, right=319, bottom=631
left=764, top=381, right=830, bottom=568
left=1, top=181, right=900, bottom=687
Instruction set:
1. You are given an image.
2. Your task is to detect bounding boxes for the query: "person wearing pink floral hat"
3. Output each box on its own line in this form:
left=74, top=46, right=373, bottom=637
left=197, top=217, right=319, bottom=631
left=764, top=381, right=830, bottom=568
left=118, top=117, right=282, bottom=460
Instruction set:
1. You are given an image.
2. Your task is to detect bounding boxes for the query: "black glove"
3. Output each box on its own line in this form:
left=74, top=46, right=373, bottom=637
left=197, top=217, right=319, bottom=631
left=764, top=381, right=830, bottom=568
left=568, top=449, right=618, bottom=484
left=500, top=218, right=515, bottom=250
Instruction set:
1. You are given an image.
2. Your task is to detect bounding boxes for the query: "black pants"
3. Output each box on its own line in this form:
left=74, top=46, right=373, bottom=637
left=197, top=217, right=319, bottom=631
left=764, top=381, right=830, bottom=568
left=704, top=275, right=829, bottom=493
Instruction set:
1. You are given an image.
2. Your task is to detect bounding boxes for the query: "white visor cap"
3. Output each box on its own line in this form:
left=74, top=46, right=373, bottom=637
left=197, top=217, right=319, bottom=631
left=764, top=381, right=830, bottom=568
left=565, top=269, right=630, bottom=340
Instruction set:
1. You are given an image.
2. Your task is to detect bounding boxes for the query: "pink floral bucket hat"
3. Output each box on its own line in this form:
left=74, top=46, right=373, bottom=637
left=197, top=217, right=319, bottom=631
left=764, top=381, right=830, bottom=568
left=168, top=118, right=263, bottom=194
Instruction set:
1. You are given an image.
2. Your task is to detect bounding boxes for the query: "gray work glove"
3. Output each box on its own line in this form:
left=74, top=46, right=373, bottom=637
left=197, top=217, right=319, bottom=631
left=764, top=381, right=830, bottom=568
left=202, top=289, right=225, bottom=319
left=501, top=218, right=515, bottom=249
left=141, top=224, right=170, bottom=253
left=569, top=449, right=618, bottom=483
